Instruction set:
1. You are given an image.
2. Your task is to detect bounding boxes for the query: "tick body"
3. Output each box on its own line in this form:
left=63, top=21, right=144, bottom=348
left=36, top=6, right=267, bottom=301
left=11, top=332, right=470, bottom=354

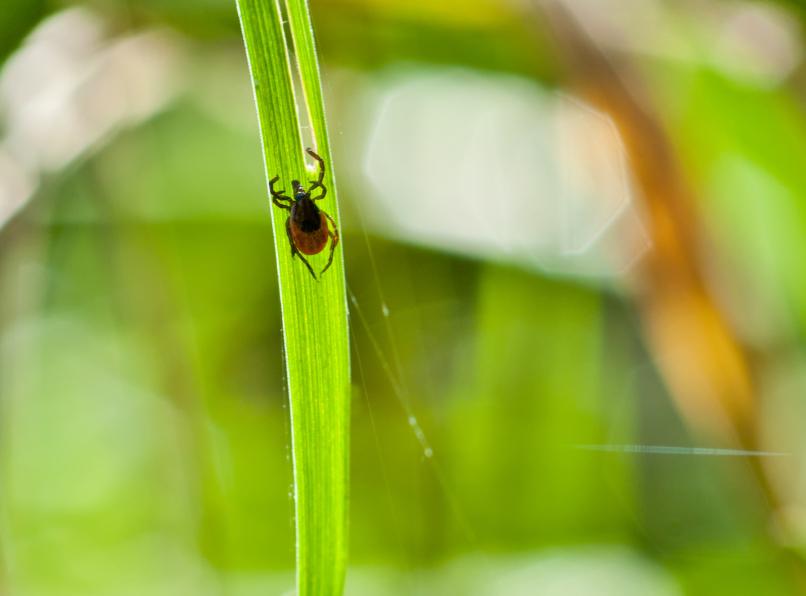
left=269, top=149, right=339, bottom=279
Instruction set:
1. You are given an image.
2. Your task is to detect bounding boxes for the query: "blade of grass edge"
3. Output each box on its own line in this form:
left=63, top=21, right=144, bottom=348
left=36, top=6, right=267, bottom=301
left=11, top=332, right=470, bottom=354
left=234, top=1, right=350, bottom=594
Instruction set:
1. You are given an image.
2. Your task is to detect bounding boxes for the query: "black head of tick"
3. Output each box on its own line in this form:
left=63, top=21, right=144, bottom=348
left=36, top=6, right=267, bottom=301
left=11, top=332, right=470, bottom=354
left=291, top=180, right=306, bottom=200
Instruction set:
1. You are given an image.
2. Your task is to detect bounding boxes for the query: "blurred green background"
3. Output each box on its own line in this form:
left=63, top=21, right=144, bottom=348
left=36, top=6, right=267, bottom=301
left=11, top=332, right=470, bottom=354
left=1, top=0, right=806, bottom=594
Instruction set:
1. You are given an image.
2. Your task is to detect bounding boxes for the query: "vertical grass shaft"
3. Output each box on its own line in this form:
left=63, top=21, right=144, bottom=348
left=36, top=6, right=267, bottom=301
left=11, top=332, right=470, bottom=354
left=235, top=0, right=350, bottom=593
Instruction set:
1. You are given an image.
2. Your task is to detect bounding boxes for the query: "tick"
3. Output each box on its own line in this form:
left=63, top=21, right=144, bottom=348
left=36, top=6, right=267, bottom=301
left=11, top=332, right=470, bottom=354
left=269, top=148, right=339, bottom=280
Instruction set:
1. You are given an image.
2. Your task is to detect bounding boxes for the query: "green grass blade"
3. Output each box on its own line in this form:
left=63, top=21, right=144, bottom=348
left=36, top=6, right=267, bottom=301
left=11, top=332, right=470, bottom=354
left=284, top=0, right=330, bottom=161
left=234, top=1, right=350, bottom=594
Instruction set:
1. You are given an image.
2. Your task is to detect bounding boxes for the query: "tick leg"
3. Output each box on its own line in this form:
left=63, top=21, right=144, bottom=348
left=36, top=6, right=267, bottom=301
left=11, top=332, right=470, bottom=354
left=306, top=148, right=325, bottom=186
left=270, top=176, right=293, bottom=210
left=297, top=253, right=317, bottom=280
left=320, top=210, right=340, bottom=275
left=305, top=149, right=328, bottom=200
left=309, top=184, right=327, bottom=201
left=285, top=218, right=295, bottom=257
left=286, top=218, right=317, bottom=280
left=272, top=195, right=292, bottom=210
left=269, top=176, right=286, bottom=196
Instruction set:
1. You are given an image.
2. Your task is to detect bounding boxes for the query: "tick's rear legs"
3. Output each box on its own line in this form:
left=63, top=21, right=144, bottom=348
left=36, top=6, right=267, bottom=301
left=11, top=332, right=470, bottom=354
left=285, top=217, right=317, bottom=280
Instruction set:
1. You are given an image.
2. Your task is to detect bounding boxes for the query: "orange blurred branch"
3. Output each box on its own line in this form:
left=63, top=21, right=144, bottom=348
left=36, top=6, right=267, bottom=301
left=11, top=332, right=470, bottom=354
left=535, top=0, right=801, bottom=555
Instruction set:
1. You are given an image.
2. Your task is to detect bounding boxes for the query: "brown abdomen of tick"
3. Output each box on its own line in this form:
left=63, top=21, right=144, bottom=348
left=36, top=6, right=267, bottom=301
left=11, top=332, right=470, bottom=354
left=291, top=212, right=329, bottom=255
